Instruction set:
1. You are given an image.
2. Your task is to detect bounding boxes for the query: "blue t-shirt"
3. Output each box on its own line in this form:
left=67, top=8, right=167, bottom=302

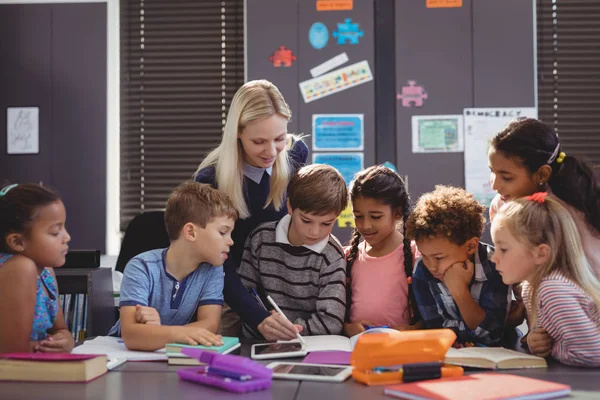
left=108, top=248, right=224, bottom=336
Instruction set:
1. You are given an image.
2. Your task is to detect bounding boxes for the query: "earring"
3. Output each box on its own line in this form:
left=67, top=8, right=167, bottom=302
left=539, top=182, right=544, bottom=187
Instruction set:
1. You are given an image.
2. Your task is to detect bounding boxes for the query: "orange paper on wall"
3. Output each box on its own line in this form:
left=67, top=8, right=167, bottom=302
left=426, top=0, right=462, bottom=8
left=317, top=0, right=353, bottom=11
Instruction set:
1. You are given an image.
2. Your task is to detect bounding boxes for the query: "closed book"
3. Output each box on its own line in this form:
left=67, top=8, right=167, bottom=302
left=0, top=353, right=107, bottom=383
left=444, top=347, right=547, bottom=369
left=165, top=336, right=240, bottom=354
left=384, top=373, right=570, bottom=400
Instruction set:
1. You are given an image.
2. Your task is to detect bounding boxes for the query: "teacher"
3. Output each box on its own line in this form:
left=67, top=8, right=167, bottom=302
left=194, top=80, right=308, bottom=340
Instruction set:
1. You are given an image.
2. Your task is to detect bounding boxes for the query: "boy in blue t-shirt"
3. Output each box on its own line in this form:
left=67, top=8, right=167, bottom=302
left=108, top=181, right=238, bottom=351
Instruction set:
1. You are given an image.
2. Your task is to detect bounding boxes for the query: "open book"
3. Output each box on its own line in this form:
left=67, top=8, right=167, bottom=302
left=282, top=327, right=398, bottom=352
left=444, top=347, right=547, bottom=370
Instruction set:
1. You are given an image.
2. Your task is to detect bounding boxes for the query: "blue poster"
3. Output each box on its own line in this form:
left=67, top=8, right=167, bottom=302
left=313, top=152, right=364, bottom=186
left=312, top=114, right=364, bottom=151
left=309, top=22, right=329, bottom=50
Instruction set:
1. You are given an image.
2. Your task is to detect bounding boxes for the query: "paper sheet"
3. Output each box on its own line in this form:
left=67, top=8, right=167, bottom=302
left=72, top=336, right=167, bottom=361
left=463, top=108, right=537, bottom=206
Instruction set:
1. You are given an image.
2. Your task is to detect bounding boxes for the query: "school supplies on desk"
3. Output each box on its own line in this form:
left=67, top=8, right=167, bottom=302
left=177, top=348, right=272, bottom=393
left=444, top=347, right=547, bottom=370
left=384, top=373, right=571, bottom=400
left=166, top=337, right=241, bottom=365
left=351, top=329, right=463, bottom=386
left=0, top=353, right=107, bottom=382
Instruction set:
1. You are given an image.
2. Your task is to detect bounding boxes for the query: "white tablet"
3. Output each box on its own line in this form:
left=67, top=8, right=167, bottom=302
left=267, top=362, right=353, bottom=382
left=250, top=342, right=307, bottom=360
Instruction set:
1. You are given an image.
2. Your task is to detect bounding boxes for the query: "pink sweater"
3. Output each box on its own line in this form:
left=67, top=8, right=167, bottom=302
left=522, top=271, right=600, bottom=367
left=490, top=193, right=600, bottom=280
left=345, top=241, right=412, bottom=327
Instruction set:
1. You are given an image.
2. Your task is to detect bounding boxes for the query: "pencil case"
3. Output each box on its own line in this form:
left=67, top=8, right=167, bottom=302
left=351, top=328, right=463, bottom=386
left=177, top=349, right=272, bottom=393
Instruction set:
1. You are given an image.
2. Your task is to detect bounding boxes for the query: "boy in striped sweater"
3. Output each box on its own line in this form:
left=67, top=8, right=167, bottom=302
left=239, top=164, right=348, bottom=339
left=491, top=192, right=600, bottom=367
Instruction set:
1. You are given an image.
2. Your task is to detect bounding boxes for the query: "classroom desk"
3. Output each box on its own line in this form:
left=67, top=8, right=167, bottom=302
left=2, top=343, right=599, bottom=400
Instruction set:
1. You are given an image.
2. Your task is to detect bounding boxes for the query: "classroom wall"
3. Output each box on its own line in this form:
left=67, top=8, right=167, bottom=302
left=0, top=2, right=108, bottom=252
left=395, top=0, right=536, bottom=200
left=246, top=0, right=535, bottom=242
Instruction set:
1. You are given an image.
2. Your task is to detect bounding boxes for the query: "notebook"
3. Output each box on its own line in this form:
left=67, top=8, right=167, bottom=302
left=72, top=336, right=167, bottom=361
left=0, top=353, right=107, bottom=383
left=281, top=328, right=399, bottom=353
left=165, top=336, right=240, bottom=354
left=384, top=373, right=571, bottom=400
left=166, top=337, right=241, bottom=366
left=444, top=347, right=547, bottom=369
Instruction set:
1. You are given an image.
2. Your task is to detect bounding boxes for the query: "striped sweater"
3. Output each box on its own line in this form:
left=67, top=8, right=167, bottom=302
left=522, top=271, right=600, bottom=367
left=238, top=220, right=347, bottom=336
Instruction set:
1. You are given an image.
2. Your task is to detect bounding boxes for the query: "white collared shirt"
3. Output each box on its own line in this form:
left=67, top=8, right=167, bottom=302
left=275, top=214, right=329, bottom=254
left=242, top=162, right=272, bottom=184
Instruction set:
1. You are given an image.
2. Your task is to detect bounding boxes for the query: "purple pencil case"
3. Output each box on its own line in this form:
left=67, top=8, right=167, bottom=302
left=177, top=348, right=273, bottom=393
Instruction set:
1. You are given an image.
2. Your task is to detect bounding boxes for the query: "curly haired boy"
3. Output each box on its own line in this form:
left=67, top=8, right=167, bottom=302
left=406, top=186, right=509, bottom=345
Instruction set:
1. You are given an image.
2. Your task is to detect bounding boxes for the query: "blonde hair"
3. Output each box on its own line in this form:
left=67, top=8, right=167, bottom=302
left=496, top=196, right=600, bottom=325
left=194, top=80, right=297, bottom=219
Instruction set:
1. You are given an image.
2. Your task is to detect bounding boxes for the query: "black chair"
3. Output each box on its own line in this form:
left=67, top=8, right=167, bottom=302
left=115, top=211, right=170, bottom=274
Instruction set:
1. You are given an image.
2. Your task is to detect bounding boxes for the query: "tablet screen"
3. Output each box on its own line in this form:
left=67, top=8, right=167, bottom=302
left=272, top=364, right=347, bottom=377
left=253, top=343, right=304, bottom=355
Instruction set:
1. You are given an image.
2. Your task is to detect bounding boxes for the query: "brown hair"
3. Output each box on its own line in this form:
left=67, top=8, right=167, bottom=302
left=287, top=164, right=348, bottom=216
left=165, top=181, right=238, bottom=240
left=495, top=195, right=600, bottom=326
left=406, top=185, right=485, bottom=245
left=0, top=183, right=61, bottom=253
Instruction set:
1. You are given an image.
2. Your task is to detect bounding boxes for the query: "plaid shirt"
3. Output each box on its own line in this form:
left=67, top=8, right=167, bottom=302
left=412, top=243, right=508, bottom=345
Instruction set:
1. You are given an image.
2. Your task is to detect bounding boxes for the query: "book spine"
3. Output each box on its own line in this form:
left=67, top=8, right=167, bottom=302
left=77, top=294, right=85, bottom=341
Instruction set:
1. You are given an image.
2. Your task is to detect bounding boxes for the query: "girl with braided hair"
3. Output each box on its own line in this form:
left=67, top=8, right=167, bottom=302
left=343, top=166, right=421, bottom=337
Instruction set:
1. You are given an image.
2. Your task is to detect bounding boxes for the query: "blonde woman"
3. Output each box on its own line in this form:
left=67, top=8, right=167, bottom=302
left=491, top=192, right=600, bottom=367
left=194, top=80, right=308, bottom=340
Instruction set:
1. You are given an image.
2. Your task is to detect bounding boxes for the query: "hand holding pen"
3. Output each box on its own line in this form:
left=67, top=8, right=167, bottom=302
left=251, top=288, right=303, bottom=341
left=265, top=295, right=306, bottom=346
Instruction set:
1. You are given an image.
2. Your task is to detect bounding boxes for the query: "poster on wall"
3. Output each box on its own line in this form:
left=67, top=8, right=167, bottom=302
left=463, top=107, right=537, bottom=206
left=312, top=152, right=363, bottom=186
left=411, top=115, right=463, bottom=153
left=299, top=60, right=373, bottom=103
left=312, top=114, right=364, bottom=151
left=7, top=107, right=39, bottom=154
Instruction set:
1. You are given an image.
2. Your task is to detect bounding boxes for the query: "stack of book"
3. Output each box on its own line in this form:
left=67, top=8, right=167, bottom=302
left=166, top=337, right=241, bottom=365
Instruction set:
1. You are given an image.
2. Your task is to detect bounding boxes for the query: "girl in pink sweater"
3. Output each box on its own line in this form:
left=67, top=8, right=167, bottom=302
left=343, top=166, right=421, bottom=337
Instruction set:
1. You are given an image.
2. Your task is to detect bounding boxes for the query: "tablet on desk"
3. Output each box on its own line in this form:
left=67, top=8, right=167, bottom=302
left=267, top=362, right=353, bottom=382
left=250, top=342, right=307, bottom=360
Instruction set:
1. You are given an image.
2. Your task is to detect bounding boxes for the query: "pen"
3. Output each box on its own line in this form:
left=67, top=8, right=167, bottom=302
left=266, top=295, right=307, bottom=347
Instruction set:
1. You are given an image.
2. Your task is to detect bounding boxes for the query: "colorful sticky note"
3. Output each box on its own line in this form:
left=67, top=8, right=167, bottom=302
left=426, top=0, right=462, bottom=8
left=316, top=0, right=353, bottom=11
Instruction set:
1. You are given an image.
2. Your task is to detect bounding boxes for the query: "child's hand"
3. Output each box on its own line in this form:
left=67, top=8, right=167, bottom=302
left=173, top=327, right=223, bottom=347
left=344, top=322, right=367, bottom=337
left=258, top=311, right=303, bottom=341
left=37, top=330, right=75, bottom=353
left=135, top=304, right=161, bottom=325
left=442, top=260, right=474, bottom=293
left=506, top=299, right=526, bottom=328
left=527, top=327, right=553, bottom=358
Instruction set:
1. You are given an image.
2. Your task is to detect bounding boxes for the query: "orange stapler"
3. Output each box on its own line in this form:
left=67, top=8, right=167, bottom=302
left=350, top=328, right=464, bottom=386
